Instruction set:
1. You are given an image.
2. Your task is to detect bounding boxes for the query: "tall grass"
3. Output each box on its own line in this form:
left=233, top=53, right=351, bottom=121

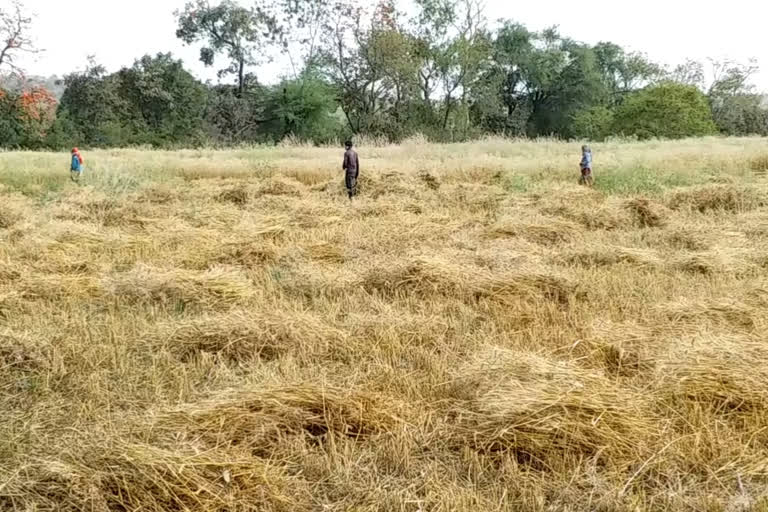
left=1, top=137, right=768, bottom=511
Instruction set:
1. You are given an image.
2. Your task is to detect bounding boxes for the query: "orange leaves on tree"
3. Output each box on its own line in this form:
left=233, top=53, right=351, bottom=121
left=16, top=86, right=57, bottom=136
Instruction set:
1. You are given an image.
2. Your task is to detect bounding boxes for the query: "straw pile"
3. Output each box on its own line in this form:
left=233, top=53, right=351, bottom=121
left=2, top=137, right=768, bottom=510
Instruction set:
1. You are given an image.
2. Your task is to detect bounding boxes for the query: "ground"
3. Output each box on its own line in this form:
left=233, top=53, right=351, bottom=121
left=1, top=137, right=768, bottom=511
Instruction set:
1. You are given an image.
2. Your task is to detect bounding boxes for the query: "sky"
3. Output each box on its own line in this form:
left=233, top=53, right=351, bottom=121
left=13, top=0, right=768, bottom=91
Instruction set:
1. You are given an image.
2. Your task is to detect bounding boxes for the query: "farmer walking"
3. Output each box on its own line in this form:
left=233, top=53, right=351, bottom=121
left=342, top=140, right=360, bottom=200
left=579, top=145, right=593, bottom=186
left=70, top=147, right=84, bottom=182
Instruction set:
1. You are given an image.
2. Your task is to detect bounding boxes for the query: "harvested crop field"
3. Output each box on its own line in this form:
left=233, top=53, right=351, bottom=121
left=2, top=137, right=768, bottom=511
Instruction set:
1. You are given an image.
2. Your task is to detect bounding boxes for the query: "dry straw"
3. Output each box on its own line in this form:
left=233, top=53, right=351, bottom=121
left=2, top=137, right=768, bottom=510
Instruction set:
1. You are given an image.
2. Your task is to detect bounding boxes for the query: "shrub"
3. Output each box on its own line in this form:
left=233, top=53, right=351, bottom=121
left=613, top=82, right=717, bottom=139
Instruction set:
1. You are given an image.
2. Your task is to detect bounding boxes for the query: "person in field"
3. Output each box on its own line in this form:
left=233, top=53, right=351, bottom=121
left=70, top=147, right=84, bottom=182
left=579, top=145, right=593, bottom=186
left=342, top=140, right=360, bottom=200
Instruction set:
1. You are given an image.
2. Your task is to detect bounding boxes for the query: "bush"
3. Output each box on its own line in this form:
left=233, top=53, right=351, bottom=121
left=613, top=82, right=717, bottom=139
left=711, top=94, right=768, bottom=136
left=571, top=106, right=614, bottom=141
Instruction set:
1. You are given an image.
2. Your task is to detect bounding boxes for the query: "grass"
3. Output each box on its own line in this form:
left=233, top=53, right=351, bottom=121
left=1, top=136, right=768, bottom=511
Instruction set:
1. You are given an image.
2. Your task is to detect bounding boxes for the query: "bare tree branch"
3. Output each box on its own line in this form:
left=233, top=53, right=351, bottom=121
left=0, top=0, right=40, bottom=75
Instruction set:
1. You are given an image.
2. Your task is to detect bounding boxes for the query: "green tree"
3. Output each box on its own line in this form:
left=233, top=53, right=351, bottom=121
left=262, top=75, right=342, bottom=142
left=532, top=42, right=606, bottom=137
left=705, top=59, right=767, bottom=135
left=116, top=53, right=208, bottom=145
left=175, top=0, right=280, bottom=97
left=613, top=82, right=716, bottom=139
left=0, top=89, right=23, bottom=147
left=592, top=42, right=661, bottom=105
left=481, top=21, right=533, bottom=134
left=56, top=61, right=125, bottom=146
left=204, top=84, right=267, bottom=144
left=320, top=1, right=417, bottom=137
left=413, top=0, right=491, bottom=138
left=480, top=24, right=612, bottom=138
left=710, top=93, right=768, bottom=136
left=570, top=105, right=614, bottom=141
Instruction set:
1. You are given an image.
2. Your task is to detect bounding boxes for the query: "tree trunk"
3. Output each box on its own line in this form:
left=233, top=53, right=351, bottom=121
left=442, top=95, right=453, bottom=130
left=237, top=58, right=245, bottom=98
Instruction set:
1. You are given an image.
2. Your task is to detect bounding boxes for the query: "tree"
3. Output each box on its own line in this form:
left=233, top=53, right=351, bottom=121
left=0, top=85, right=56, bottom=148
left=56, top=60, right=125, bottom=146
left=707, top=58, right=759, bottom=98
left=116, top=53, right=208, bottom=145
left=16, top=86, right=57, bottom=141
left=56, top=55, right=207, bottom=147
left=710, top=94, right=768, bottom=136
left=204, top=84, right=267, bottom=143
left=612, top=82, right=716, bottom=139
left=270, top=0, right=332, bottom=77
left=669, top=59, right=705, bottom=88
left=534, top=42, right=606, bottom=137
left=483, top=21, right=533, bottom=134
left=0, top=89, right=24, bottom=146
left=321, top=1, right=403, bottom=135
left=593, top=42, right=661, bottom=105
left=262, top=75, right=342, bottom=142
left=175, top=0, right=280, bottom=96
left=0, top=0, right=39, bottom=75
left=570, top=105, right=614, bottom=141
left=413, top=0, right=491, bottom=137
left=705, top=59, right=767, bottom=135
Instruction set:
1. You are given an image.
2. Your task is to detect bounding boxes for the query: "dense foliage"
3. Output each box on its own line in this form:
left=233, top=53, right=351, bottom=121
left=1, top=0, right=766, bottom=148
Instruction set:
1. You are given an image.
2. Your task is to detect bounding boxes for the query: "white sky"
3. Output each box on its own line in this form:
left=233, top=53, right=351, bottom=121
left=14, top=0, right=768, bottom=91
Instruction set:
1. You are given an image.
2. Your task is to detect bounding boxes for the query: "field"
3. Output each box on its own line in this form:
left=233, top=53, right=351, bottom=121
left=2, top=137, right=768, bottom=511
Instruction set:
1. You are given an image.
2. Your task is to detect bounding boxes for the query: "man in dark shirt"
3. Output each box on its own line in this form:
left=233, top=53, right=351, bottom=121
left=342, top=140, right=360, bottom=200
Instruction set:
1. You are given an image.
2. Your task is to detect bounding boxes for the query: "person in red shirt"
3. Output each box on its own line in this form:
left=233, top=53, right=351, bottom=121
left=70, top=147, right=84, bottom=182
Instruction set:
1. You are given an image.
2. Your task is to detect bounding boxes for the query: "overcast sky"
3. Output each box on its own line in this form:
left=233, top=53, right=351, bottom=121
left=14, top=0, right=768, bottom=91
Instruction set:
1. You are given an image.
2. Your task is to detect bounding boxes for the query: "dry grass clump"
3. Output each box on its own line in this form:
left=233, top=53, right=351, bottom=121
left=595, top=342, right=656, bottom=377
left=358, top=257, right=581, bottom=306
left=660, top=228, right=710, bottom=251
left=255, top=177, right=304, bottom=197
left=0, top=331, right=46, bottom=376
left=104, top=265, right=254, bottom=309
left=4, top=138, right=768, bottom=510
left=452, top=350, right=658, bottom=466
left=304, top=242, right=345, bottom=263
left=417, top=169, right=441, bottom=190
left=92, top=445, right=309, bottom=512
left=0, top=204, right=20, bottom=229
left=488, top=218, right=580, bottom=245
left=541, top=193, right=631, bottom=231
left=154, top=385, right=405, bottom=444
left=154, top=310, right=344, bottom=362
left=663, top=297, right=762, bottom=331
left=216, top=240, right=279, bottom=266
left=217, top=186, right=250, bottom=205
left=669, top=250, right=757, bottom=277
left=6, top=446, right=311, bottom=512
left=657, top=338, right=768, bottom=416
left=668, top=184, right=762, bottom=212
left=624, top=197, right=668, bottom=227
left=358, top=171, right=414, bottom=199
left=749, top=153, right=768, bottom=173
left=561, top=245, right=660, bottom=269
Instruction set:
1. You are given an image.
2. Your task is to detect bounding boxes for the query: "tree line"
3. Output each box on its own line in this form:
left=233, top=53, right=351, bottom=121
left=1, top=0, right=767, bottom=149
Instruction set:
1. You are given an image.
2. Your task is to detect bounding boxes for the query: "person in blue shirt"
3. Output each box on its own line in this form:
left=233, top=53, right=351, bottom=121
left=70, top=147, right=84, bottom=182
left=579, top=145, right=593, bottom=186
